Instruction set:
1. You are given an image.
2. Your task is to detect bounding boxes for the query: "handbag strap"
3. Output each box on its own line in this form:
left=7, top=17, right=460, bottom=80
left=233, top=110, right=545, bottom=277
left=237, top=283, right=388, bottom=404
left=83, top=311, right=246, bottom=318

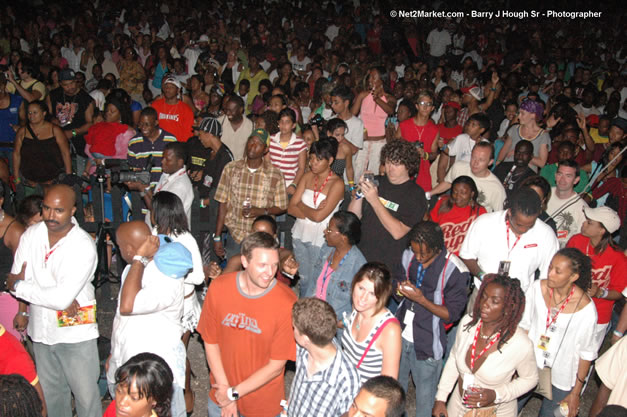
left=546, top=291, right=583, bottom=366
left=356, top=317, right=399, bottom=368
left=26, top=123, right=39, bottom=141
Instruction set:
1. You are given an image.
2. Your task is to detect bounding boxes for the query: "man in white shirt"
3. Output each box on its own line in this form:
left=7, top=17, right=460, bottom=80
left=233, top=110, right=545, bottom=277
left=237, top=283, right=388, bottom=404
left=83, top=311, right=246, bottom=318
left=7, top=184, right=101, bottom=417
left=429, top=142, right=506, bottom=212
left=219, top=95, right=254, bottom=160
left=106, top=221, right=188, bottom=417
left=546, top=159, right=589, bottom=247
left=141, top=142, right=194, bottom=228
left=460, top=187, right=559, bottom=309
left=61, top=34, right=85, bottom=72
left=426, top=22, right=451, bottom=67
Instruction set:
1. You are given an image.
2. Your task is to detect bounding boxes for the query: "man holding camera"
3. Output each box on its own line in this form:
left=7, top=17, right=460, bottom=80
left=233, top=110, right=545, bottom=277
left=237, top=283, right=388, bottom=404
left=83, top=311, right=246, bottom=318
left=126, top=106, right=177, bottom=190
left=348, top=140, right=427, bottom=279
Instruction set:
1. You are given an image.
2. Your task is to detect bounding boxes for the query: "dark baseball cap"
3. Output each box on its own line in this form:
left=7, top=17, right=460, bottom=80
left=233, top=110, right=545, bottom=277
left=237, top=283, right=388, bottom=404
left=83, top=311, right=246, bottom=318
left=194, top=117, right=222, bottom=137
left=59, top=69, right=76, bottom=81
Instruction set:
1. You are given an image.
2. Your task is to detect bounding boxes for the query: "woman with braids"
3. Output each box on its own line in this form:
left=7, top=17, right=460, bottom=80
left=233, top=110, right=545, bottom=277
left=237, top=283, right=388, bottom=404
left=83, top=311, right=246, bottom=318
left=0, top=374, right=43, bottom=417
left=429, top=175, right=486, bottom=255
left=150, top=191, right=204, bottom=415
left=103, top=352, right=174, bottom=417
left=519, top=248, right=597, bottom=417
left=433, top=274, right=538, bottom=417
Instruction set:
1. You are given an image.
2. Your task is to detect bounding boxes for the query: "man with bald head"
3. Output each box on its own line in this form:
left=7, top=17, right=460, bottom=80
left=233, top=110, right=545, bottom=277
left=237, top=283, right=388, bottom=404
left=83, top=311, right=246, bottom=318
left=107, top=220, right=187, bottom=417
left=7, top=184, right=101, bottom=417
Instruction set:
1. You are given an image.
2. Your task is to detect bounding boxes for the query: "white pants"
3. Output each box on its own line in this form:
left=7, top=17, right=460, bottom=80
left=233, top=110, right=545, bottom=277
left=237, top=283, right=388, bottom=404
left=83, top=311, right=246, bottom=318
left=353, top=139, right=386, bottom=180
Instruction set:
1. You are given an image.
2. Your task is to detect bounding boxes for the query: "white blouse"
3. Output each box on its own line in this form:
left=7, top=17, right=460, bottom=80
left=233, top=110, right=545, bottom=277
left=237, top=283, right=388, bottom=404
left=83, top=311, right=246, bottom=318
left=519, top=280, right=598, bottom=391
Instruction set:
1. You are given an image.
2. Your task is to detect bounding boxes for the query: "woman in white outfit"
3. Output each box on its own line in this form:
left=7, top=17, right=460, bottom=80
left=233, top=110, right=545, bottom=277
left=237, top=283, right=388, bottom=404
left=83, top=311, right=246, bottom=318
left=151, top=191, right=205, bottom=414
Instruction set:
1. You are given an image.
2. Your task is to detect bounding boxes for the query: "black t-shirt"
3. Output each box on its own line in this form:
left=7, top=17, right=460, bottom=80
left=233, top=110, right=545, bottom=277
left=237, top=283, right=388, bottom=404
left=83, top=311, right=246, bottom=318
left=358, top=175, right=427, bottom=280
left=493, top=162, right=536, bottom=199
left=186, top=137, right=234, bottom=198
left=49, top=87, right=94, bottom=157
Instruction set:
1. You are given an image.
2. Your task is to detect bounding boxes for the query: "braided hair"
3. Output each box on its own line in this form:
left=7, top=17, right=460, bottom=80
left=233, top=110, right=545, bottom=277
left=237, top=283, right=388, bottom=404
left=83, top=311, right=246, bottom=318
left=465, top=274, right=526, bottom=351
left=0, top=374, right=43, bottom=417
left=555, top=248, right=592, bottom=291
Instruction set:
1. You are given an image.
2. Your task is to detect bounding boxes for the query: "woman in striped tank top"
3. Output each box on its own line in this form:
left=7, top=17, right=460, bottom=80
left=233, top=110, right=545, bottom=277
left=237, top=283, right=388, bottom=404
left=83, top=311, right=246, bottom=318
left=341, top=262, right=402, bottom=383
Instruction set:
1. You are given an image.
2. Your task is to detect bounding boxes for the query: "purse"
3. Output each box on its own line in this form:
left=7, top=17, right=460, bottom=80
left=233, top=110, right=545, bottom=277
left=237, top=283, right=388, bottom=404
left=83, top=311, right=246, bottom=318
left=463, top=407, right=497, bottom=417
left=533, top=293, right=582, bottom=400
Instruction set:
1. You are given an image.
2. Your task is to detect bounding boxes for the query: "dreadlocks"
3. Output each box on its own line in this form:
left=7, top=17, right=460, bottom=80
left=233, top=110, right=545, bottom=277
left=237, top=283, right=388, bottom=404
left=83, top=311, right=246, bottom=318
left=465, top=274, right=526, bottom=351
left=0, top=374, right=43, bottom=417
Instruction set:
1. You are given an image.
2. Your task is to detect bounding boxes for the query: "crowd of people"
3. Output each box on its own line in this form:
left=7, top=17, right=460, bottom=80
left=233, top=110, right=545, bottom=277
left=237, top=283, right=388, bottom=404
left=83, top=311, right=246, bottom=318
left=1, top=1, right=627, bottom=417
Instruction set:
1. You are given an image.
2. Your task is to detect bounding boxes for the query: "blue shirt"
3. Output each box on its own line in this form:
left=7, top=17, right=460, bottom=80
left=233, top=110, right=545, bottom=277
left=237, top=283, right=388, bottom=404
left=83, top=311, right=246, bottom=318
left=0, top=94, right=23, bottom=145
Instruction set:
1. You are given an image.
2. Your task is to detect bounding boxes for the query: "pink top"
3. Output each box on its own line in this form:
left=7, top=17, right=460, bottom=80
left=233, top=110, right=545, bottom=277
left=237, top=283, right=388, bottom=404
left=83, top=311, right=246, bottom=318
left=360, top=94, right=388, bottom=137
left=315, top=260, right=333, bottom=300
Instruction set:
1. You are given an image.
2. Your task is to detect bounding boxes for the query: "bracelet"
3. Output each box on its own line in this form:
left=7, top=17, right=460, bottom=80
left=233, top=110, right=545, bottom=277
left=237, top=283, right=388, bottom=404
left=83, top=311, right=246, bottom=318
left=72, top=129, right=77, bottom=137
left=600, top=288, right=609, bottom=299
left=613, top=330, right=624, bottom=338
left=288, top=183, right=297, bottom=189
left=490, top=87, right=497, bottom=91
left=477, top=271, right=486, bottom=281
left=212, top=233, right=221, bottom=242
left=348, top=180, right=355, bottom=185
left=18, top=311, right=29, bottom=317
left=576, top=375, right=586, bottom=384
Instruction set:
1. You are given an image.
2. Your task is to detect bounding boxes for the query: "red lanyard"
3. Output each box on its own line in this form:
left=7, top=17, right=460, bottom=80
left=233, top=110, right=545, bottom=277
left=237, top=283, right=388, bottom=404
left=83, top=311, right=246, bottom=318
left=44, top=247, right=58, bottom=264
left=505, top=219, right=521, bottom=258
left=313, top=170, right=333, bottom=206
left=546, top=286, right=575, bottom=331
left=470, top=320, right=501, bottom=371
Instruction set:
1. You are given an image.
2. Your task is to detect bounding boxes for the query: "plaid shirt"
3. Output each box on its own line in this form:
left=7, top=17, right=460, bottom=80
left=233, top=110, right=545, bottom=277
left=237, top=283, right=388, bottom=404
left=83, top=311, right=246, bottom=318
left=287, top=344, right=360, bottom=417
left=214, top=158, right=288, bottom=243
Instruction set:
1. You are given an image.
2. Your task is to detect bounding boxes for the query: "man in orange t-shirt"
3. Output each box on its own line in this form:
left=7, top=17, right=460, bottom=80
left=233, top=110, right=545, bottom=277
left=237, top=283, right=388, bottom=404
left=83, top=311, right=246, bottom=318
left=197, top=232, right=296, bottom=417
left=152, top=76, right=194, bottom=142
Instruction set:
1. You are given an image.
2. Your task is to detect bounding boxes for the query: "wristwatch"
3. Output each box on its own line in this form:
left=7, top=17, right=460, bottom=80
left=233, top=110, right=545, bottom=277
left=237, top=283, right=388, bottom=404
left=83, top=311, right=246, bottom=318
left=132, top=255, right=149, bottom=267
left=227, top=387, right=239, bottom=401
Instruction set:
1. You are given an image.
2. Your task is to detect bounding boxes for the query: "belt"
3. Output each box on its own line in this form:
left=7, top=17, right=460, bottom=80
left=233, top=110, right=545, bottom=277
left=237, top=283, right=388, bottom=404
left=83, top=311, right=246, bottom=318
left=364, top=135, right=386, bottom=141
left=184, top=291, right=196, bottom=299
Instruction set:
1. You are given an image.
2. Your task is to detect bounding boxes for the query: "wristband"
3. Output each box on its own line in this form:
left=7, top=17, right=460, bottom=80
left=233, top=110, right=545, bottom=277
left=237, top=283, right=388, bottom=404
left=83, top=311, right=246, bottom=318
left=425, top=191, right=431, bottom=200
left=348, top=180, right=355, bottom=185
left=72, top=129, right=77, bottom=137
left=600, top=288, right=609, bottom=299
left=613, top=330, right=624, bottom=338
left=212, top=233, right=221, bottom=242
left=477, top=271, right=486, bottom=281
left=288, top=183, right=297, bottom=189
left=18, top=311, right=29, bottom=317
left=14, top=177, right=21, bottom=184
left=490, top=87, right=497, bottom=91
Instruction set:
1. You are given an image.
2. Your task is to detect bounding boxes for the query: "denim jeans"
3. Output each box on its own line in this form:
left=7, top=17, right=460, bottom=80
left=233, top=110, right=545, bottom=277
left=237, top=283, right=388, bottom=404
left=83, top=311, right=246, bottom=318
left=292, top=239, right=323, bottom=297
left=33, top=339, right=102, bottom=417
left=207, top=395, right=282, bottom=417
left=539, top=386, right=570, bottom=417
left=224, top=229, right=243, bottom=260
left=398, top=338, right=443, bottom=417
left=109, top=382, right=185, bottom=417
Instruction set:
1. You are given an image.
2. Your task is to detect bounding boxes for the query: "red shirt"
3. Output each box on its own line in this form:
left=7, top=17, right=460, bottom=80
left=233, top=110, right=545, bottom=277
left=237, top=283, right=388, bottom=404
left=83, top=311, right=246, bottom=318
left=566, top=234, right=627, bottom=324
left=152, top=98, right=195, bottom=142
left=430, top=198, right=487, bottom=255
left=0, top=325, right=38, bottom=385
left=438, top=124, right=463, bottom=143
left=399, top=118, right=439, bottom=191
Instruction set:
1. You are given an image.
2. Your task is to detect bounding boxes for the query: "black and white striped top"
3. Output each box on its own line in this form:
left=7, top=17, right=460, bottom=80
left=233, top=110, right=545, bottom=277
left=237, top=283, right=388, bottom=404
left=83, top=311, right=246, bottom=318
left=341, top=309, right=395, bottom=383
